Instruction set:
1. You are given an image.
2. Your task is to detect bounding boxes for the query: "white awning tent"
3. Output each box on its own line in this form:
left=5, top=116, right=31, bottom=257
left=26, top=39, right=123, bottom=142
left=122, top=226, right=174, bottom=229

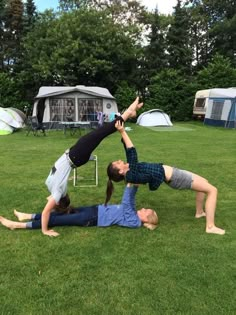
left=137, top=109, right=173, bottom=127
left=202, top=89, right=236, bottom=128
left=33, top=85, right=118, bottom=128
left=193, top=88, right=236, bottom=128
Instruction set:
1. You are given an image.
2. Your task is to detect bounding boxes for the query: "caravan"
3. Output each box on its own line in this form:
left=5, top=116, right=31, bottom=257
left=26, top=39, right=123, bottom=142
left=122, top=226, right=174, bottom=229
left=193, top=88, right=236, bottom=128
left=193, top=89, right=209, bottom=119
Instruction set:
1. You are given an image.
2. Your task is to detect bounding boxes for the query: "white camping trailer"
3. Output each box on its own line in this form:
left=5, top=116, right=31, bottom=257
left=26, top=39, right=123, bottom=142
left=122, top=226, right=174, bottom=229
left=193, top=88, right=236, bottom=121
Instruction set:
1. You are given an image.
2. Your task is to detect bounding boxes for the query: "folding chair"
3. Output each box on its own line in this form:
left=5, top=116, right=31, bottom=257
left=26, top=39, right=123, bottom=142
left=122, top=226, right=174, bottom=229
left=26, top=116, right=46, bottom=136
left=73, top=155, right=98, bottom=187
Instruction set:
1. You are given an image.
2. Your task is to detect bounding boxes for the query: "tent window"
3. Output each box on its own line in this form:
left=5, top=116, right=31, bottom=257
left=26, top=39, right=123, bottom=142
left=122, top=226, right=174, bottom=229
left=195, top=98, right=205, bottom=108
left=50, top=99, right=75, bottom=121
left=78, top=99, right=102, bottom=121
left=210, top=100, right=224, bottom=120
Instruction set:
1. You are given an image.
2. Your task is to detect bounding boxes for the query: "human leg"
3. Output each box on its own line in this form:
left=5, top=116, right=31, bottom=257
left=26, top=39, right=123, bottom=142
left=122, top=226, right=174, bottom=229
left=195, top=192, right=206, bottom=218
left=69, top=97, right=143, bottom=167
left=14, top=209, right=33, bottom=221
left=191, top=174, right=225, bottom=235
left=120, top=97, right=143, bottom=121
left=0, top=216, right=27, bottom=230
left=49, top=208, right=98, bottom=227
left=166, top=168, right=205, bottom=218
left=30, top=206, right=99, bottom=229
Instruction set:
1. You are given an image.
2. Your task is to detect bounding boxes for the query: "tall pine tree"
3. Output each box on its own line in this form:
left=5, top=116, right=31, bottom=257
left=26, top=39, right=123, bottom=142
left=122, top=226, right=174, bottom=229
left=166, top=0, right=193, bottom=74
left=3, top=0, right=24, bottom=70
left=145, top=8, right=168, bottom=77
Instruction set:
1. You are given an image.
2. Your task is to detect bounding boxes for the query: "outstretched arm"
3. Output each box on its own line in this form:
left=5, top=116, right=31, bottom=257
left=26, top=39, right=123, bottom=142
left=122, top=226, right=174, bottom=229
left=120, top=183, right=141, bottom=228
left=115, top=120, right=134, bottom=149
left=41, top=197, right=59, bottom=237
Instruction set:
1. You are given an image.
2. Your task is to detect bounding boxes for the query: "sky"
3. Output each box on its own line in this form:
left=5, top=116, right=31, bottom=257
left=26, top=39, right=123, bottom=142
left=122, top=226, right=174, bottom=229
left=33, top=0, right=177, bottom=15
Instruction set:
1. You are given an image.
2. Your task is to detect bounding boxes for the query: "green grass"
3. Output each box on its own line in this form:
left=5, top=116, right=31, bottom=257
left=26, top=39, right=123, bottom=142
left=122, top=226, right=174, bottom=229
left=0, top=122, right=236, bottom=315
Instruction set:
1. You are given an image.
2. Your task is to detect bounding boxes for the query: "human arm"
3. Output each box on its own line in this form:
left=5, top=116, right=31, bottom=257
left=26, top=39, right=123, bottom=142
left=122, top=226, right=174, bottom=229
left=41, top=197, right=60, bottom=237
left=120, top=184, right=141, bottom=228
left=115, top=120, right=134, bottom=149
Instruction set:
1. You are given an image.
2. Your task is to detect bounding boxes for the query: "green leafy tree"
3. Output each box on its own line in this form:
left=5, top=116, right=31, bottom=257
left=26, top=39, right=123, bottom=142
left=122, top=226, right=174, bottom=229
left=207, top=0, right=236, bottom=65
left=0, top=0, right=7, bottom=70
left=146, top=69, right=195, bottom=121
left=166, top=0, right=193, bottom=74
left=144, top=8, right=168, bottom=78
left=0, top=72, right=27, bottom=108
left=187, top=0, right=211, bottom=70
left=186, top=0, right=236, bottom=67
left=23, top=0, right=37, bottom=32
left=59, top=0, right=87, bottom=11
left=3, top=0, right=24, bottom=71
left=114, top=81, right=137, bottom=113
left=196, top=53, right=236, bottom=89
left=20, top=9, right=140, bottom=95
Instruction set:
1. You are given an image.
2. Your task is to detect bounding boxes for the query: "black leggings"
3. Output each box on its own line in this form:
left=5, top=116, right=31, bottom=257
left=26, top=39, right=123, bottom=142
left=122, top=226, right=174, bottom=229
left=69, top=117, right=123, bottom=167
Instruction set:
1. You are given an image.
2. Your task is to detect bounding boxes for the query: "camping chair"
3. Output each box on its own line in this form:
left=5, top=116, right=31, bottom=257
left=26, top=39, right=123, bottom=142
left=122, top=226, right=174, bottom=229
left=73, top=155, right=98, bottom=187
left=26, top=116, right=46, bottom=136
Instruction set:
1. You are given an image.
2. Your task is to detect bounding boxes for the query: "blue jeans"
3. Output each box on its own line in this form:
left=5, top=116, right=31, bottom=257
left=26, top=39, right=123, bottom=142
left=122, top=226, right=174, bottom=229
left=31, top=205, right=98, bottom=229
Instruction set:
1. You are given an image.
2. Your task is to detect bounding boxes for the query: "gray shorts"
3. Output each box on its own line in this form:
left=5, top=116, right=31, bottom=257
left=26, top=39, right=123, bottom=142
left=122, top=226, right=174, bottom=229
left=166, top=167, right=193, bottom=190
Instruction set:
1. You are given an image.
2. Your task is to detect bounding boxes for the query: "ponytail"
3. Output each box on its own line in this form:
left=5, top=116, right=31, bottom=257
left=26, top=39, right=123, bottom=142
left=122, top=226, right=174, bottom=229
left=105, top=179, right=114, bottom=205
left=105, top=162, right=125, bottom=205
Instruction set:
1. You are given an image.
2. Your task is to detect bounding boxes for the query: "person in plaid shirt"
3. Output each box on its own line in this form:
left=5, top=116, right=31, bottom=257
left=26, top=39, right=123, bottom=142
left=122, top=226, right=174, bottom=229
left=106, top=121, right=225, bottom=236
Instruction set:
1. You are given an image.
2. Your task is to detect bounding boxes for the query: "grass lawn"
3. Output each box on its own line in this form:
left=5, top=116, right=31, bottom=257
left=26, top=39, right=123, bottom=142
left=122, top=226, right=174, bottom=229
left=0, top=122, right=235, bottom=315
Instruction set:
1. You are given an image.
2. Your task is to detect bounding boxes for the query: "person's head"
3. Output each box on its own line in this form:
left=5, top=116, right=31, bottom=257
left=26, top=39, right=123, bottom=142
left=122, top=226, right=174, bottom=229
left=55, top=194, right=72, bottom=214
left=105, top=161, right=127, bottom=205
left=137, top=208, right=158, bottom=230
left=107, top=160, right=129, bottom=180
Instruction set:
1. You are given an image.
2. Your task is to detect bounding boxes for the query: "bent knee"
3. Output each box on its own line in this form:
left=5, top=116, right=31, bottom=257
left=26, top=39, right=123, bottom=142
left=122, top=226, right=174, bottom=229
left=210, top=185, right=217, bottom=195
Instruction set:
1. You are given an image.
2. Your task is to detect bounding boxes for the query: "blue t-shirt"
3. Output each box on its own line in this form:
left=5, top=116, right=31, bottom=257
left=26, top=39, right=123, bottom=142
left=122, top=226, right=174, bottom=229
left=97, top=186, right=141, bottom=228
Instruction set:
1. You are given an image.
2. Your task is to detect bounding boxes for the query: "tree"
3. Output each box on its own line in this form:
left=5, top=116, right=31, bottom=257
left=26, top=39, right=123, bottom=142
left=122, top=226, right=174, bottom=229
left=144, top=8, right=168, bottom=77
left=23, top=0, right=37, bottom=32
left=196, top=54, right=236, bottom=89
left=147, top=69, right=195, bottom=121
left=186, top=0, right=236, bottom=67
left=187, top=0, right=211, bottom=70
left=208, top=0, right=236, bottom=65
left=0, top=72, right=27, bottom=108
left=114, top=81, right=137, bottom=113
left=0, top=0, right=7, bottom=70
left=59, top=0, right=88, bottom=11
left=3, top=0, right=24, bottom=71
left=20, top=9, right=141, bottom=95
left=166, top=0, right=193, bottom=74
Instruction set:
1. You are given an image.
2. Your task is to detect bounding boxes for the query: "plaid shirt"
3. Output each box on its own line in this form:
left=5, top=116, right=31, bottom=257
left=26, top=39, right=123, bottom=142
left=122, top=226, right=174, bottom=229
left=125, top=147, right=165, bottom=191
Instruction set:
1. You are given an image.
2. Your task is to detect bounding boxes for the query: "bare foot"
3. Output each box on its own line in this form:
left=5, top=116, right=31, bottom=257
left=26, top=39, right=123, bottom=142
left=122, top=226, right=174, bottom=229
left=0, top=216, right=18, bottom=230
left=206, top=225, right=225, bottom=235
left=195, top=212, right=206, bottom=218
left=127, top=97, right=143, bottom=118
left=14, top=209, right=31, bottom=221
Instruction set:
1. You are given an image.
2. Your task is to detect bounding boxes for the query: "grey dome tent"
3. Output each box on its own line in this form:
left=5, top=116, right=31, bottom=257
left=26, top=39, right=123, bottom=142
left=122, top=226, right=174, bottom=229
left=137, top=109, right=173, bottom=127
